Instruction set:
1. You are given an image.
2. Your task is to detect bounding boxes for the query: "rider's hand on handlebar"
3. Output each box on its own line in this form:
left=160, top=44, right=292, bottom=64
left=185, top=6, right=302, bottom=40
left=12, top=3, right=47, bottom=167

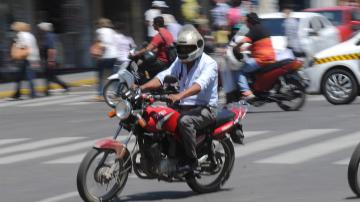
left=168, top=94, right=182, bottom=104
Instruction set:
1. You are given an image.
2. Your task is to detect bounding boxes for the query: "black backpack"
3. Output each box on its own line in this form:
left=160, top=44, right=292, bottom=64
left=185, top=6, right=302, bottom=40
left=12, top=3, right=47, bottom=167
left=158, top=31, right=177, bottom=64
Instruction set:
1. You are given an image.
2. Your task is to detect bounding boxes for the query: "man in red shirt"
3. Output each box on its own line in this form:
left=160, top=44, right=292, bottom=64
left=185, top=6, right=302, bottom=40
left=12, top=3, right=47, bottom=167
left=133, top=16, right=174, bottom=77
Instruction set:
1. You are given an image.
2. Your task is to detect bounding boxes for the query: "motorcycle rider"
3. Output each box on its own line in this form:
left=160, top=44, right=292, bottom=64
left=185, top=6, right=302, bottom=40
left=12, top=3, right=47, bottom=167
left=132, top=16, right=174, bottom=78
left=140, top=24, right=218, bottom=172
left=233, top=12, right=276, bottom=101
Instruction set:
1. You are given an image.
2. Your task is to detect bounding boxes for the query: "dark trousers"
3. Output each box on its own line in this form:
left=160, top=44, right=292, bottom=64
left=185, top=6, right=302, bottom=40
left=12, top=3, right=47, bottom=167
left=97, top=58, right=117, bottom=96
left=177, top=106, right=216, bottom=159
left=43, top=63, right=68, bottom=94
left=13, top=60, right=36, bottom=98
left=147, top=59, right=168, bottom=78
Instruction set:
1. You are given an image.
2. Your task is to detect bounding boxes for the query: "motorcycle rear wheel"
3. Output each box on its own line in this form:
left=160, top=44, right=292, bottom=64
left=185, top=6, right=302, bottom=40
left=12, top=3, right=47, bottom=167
left=276, top=78, right=306, bottom=111
left=348, top=142, right=360, bottom=197
left=186, top=138, right=235, bottom=193
left=77, top=148, right=129, bottom=202
left=103, top=80, right=128, bottom=108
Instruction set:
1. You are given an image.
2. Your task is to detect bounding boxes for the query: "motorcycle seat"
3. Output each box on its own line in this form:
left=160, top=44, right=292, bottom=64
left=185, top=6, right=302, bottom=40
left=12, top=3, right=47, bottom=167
left=214, top=108, right=236, bottom=128
left=253, top=59, right=294, bottom=74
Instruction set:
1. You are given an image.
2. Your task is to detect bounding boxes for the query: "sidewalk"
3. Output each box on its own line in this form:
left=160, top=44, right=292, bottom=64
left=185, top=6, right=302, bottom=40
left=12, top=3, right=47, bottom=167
left=0, top=71, right=97, bottom=99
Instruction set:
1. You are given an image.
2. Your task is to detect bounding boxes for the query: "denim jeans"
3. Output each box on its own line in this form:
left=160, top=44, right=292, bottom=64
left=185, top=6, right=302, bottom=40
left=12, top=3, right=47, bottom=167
left=234, top=57, right=260, bottom=92
left=97, top=58, right=117, bottom=96
left=14, top=60, right=37, bottom=97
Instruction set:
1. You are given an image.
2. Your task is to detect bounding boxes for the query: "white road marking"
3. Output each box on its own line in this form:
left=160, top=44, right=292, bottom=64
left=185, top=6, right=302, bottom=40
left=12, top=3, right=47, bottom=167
left=21, top=95, right=93, bottom=107
left=256, top=131, right=360, bottom=164
left=0, top=138, right=30, bottom=146
left=62, top=102, right=91, bottom=106
left=245, top=131, right=269, bottom=138
left=0, top=139, right=98, bottom=164
left=44, top=137, right=136, bottom=164
left=0, top=95, right=78, bottom=107
left=36, top=191, right=78, bottom=202
left=234, top=129, right=339, bottom=158
left=43, top=153, right=86, bottom=164
left=333, top=158, right=350, bottom=165
left=0, top=137, right=85, bottom=156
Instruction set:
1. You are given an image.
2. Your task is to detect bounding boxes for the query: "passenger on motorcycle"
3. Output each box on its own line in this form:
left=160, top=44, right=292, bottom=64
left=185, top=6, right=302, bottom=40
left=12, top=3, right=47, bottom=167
left=233, top=12, right=276, bottom=101
left=140, top=24, right=218, bottom=173
left=132, top=16, right=174, bottom=78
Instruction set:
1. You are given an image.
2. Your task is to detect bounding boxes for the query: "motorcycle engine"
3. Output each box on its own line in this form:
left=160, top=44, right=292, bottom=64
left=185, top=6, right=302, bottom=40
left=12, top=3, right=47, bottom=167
left=159, top=158, right=178, bottom=177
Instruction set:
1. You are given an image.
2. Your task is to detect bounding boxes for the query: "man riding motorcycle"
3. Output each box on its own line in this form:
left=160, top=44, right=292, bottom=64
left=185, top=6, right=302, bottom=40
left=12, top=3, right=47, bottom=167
left=132, top=16, right=174, bottom=78
left=140, top=24, right=218, bottom=172
left=233, top=12, right=276, bottom=101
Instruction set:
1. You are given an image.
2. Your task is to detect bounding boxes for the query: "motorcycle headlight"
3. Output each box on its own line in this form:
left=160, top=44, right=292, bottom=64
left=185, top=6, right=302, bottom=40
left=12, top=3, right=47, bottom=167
left=115, top=99, right=132, bottom=120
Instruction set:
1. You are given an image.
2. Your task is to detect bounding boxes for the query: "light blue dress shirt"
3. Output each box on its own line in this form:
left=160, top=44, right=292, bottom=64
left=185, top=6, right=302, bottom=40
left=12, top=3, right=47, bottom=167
left=156, top=53, right=218, bottom=107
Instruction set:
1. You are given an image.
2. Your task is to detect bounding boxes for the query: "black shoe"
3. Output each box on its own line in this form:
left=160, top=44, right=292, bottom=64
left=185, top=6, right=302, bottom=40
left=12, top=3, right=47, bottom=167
left=177, top=158, right=198, bottom=173
left=11, top=92, right=20, bottom=99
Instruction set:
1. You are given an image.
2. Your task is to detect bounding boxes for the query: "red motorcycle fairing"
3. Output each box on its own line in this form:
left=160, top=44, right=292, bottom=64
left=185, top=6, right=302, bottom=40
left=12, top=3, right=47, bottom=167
left=211, top=107, right=247, bottom=138
left=252, top=59, right=303, bottom=92
left=94, top=139, right=128, bottom=159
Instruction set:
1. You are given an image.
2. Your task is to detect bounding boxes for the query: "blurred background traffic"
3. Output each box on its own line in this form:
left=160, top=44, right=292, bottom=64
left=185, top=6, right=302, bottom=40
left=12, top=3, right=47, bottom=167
left=0, top=0, right=359, bottom=102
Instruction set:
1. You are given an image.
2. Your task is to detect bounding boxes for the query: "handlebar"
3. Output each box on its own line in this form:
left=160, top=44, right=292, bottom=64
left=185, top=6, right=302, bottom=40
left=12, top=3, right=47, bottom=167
left=149, top=94, right=172, bottom=103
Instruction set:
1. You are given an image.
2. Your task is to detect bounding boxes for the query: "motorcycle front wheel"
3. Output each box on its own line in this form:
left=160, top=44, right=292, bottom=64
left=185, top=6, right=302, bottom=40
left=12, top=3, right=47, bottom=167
left=348, top=142, right=360, bottom=197
left=276, top=77, right=306, bottom=111
left=103, top=80, right=128, bottom=108
left=77, top=148, right=130, bottom=202
left=186, top=138, right=235, bottom=193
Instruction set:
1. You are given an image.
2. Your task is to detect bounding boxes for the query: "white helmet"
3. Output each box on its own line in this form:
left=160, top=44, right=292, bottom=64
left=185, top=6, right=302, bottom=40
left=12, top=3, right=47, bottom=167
left=176, top=25, right=204, bottom=63
left=225, top=34, right=251, bottom=70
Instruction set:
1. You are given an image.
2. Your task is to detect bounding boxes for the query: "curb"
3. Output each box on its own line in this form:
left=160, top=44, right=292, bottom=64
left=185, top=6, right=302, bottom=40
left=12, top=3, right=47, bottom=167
left=0, top=77, right=97, bottom=99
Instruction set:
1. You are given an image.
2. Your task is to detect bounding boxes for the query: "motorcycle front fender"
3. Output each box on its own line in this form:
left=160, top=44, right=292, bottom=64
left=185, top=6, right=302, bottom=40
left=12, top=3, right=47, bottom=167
left=94, top=139, right=129, bottom=159
left=107, top=73, right=119, bottom=80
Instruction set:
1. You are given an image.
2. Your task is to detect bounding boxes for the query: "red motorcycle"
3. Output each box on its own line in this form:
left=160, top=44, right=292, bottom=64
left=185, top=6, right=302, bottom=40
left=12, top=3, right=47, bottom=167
left=76, top=82, right=247, bottom=202
left=225, top=58, right=308, bottom=111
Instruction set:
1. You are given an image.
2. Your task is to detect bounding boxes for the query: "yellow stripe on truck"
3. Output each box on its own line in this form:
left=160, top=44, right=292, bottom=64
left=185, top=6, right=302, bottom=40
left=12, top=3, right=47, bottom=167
left=315, top=53, right=360, bottom=64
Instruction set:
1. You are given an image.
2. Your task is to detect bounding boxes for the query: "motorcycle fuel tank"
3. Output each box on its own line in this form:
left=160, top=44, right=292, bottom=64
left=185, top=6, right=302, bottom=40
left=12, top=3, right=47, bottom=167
left=143, top=106, right=180, bottom=134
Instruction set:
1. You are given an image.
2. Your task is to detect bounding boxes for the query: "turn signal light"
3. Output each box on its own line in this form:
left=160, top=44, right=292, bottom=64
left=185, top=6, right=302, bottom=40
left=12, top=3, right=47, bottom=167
left=108, top=110, right=116, bottom=118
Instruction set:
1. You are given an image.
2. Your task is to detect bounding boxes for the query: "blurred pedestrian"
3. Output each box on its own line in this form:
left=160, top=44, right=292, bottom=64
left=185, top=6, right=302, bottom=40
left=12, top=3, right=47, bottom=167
left=144, top=1, right=163, bottom=42
left=283, top=7, right=305, bottom=57
left=10, top=22, right=39, bottom=99
left=210, top=0, right=230, bottom=30
left=227, top=0, right=243, bottom=39
left=163, top=14, right=182, bottom=42
left=181, top=0, right=200, bottom=23
left=132, top=16, right=174, bottom=78
left=38, top=22, right=69, bottom=96
left=211, top=0, right=231, bottom=48
left=90, top=18, right=118, bottom=101
left=113, top=22, right=136, bottom=69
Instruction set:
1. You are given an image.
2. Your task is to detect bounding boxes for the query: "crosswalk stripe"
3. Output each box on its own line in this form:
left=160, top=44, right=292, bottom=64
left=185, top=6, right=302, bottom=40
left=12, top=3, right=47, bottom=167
left=21, top=95, right=94, bottom=107
left=44, top=137, right=136, bottom=164
left=43, top=153, right=86, bottom=164
left=333, top=158, right=350, bottom=165
left=0, top=137, right=85, bottom=156
left=256, top=131, right=360, bottom=164
left=0, top=139, right=98, bottom=164
left=0, top=95, right=79, bottom=107
left=0, top=138, right=30, bottom=146
left=62, top=102, right=91, bottom=106
left=245, top=131, right=269, bottom=138
left=234, top=129, right=339, bottom=158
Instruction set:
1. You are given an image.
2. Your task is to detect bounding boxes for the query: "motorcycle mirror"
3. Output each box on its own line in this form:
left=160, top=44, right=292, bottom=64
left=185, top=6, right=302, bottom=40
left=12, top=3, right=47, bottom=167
left=164, top=75, right=178, bottom=84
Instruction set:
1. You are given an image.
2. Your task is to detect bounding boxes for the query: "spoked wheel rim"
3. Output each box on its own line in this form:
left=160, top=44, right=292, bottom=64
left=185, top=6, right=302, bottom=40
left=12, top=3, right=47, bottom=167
left=85, top=150, right=127, bottom=200
left=195, top=139, right=227, bottom=186
left=103, top=80, right=128, bottom=108
left=325, top=73, right=353, bottom=102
